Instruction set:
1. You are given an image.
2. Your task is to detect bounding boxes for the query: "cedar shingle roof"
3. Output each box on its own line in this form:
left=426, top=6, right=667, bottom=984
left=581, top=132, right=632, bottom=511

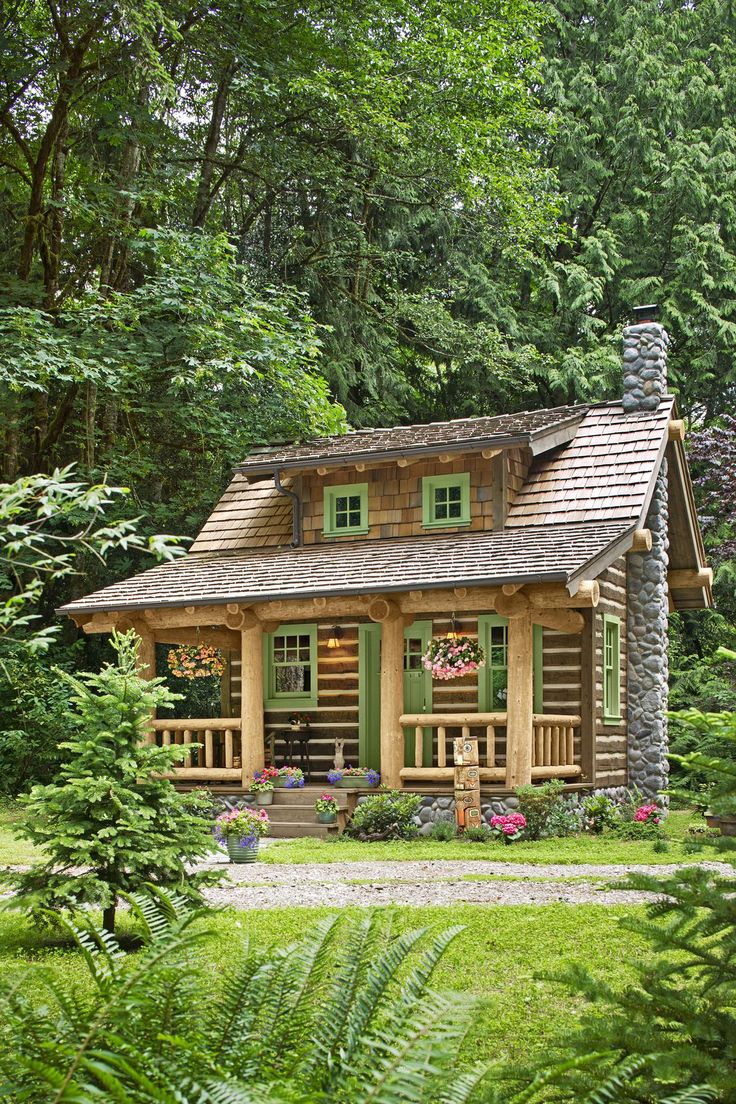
left=190, top=476, right=292, bottom=554
left=59, top=521, right=632, bottom=615
left=236, top=406, right=585, bottom=473
left=506, top=399, right=674, bottom=528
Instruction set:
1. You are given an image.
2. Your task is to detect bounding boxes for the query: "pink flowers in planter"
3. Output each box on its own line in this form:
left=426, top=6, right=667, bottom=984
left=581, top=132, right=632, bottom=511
left=489, top=812, right=527, bottom=842
left=421, top=635, right=485, bottom=681
left=634, top=803, right=661, bottom=825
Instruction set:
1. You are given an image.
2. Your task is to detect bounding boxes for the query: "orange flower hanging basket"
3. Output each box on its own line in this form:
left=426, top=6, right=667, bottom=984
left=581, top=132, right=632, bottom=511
left=167, top=644, right=225, bottom=680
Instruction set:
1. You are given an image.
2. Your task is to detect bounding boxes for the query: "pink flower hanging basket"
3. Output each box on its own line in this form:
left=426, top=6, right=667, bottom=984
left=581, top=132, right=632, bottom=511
left=421, top=635, right=485, bottom=681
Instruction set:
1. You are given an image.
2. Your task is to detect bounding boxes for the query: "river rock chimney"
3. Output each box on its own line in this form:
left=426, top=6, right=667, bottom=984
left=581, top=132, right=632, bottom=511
left=623, top=305, right=670, bottom=800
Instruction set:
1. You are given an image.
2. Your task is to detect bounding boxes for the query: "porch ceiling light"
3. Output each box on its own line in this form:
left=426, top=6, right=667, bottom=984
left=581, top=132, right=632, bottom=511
left=327, top=625, right=343, bottom=649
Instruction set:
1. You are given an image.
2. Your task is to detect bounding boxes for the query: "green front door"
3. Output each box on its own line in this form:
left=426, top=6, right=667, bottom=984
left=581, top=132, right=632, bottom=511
left=403, top=620, right=433, bottom=767
left=358, top=623, right=382, bottom=770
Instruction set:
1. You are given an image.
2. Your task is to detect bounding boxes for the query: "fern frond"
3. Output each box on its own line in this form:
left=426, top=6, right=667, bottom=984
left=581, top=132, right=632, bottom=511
left=658, top=1087, right=718, bottom=1104
left=581, top=1054, right=651, bottom=1102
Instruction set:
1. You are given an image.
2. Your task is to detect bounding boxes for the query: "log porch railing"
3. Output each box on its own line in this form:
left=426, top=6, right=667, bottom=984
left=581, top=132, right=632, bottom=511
left=151, top=718, right=243, bottom=782
left=399, top=712, right=582, bottom=786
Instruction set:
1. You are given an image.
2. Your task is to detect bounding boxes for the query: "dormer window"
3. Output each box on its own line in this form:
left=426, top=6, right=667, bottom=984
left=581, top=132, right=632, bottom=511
left=422, top=473, right=470, bottom=529
left=323, top=482, right=369, bottom=537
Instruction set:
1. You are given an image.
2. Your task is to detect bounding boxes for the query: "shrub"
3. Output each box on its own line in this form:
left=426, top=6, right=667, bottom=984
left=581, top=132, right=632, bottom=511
left=345, top=790, right=421, bottom=840
left=2, top=632, right=222, bottom=933
left=0, top=891, right=485, bottom=1103
left=429, top=814, right=458, bottom=841
left=545, top=800, right=583, bottom=837
left=515, top=779, right=566, bottom=839
left=580, top=793, right=618, bottom=834
left=464, top=824, right=492, bottom=842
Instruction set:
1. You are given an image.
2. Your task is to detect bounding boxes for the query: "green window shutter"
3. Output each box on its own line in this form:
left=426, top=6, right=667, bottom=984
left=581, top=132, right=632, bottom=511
left=421, top=472, right=471, bottom=528
left=264, top=623, right=318, bottom=709
left=533, top=624, right=544, bottom=714
left=478, top=616, right=543, bottom=713
left=323, top=483, right=369, bottom=536
left=602, top=614, right=621, bottom=724
left=477, top=614, right=508, bottom=712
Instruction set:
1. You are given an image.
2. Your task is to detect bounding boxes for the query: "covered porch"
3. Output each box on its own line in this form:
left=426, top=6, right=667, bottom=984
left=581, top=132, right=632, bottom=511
left=73, top=578, right=600, bottom=793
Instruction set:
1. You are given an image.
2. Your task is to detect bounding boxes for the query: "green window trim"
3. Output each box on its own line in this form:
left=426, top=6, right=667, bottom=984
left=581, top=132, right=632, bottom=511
left=264, top=623, right=318, bottom=709
left=477, top=615, right=544, bottom=713
left=323, top=483, right=369, bottom=537
left=533, top=624, right=544, bottom=714
left=421, top=472, right=471, bottom=529
left=602, top=614, right=622, bottom=724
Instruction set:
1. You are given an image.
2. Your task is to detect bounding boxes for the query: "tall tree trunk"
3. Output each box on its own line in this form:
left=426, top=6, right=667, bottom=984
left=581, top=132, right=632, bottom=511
left=17, top=22, right=100, bottom=281
left=191, top=63, right=235, bottom=228
left=85, top=380, right=97, bottom=469
left=102, top=903, right=116, bottom=933
left=40, top=115, right=69, bottom=308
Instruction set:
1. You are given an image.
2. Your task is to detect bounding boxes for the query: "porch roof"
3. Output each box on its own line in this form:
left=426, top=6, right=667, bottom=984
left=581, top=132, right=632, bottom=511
left=59, top=519, right=634, bottom=616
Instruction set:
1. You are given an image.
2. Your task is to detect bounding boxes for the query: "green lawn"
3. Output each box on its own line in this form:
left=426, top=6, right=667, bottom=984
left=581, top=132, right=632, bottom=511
left=261, top=809, right=704, bottom=865
left=0, top=803, right=706, bottom=868
left=0, top=902, right=648, bottom=1065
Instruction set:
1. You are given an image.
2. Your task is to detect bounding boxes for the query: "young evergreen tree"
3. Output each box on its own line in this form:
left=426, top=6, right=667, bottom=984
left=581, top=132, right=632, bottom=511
left=4, top=632, right=221, bottom=933
left=485, top=651, right=736, bottom=1103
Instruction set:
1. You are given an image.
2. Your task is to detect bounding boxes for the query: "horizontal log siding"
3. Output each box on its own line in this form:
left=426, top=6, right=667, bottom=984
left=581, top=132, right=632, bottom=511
left=540, top=628, right=583, bottom=767
left=301, top=456, right=495, bottom=543
left=224, top=611, right=582, bottom=780
left=594, top=558, right=628, bottom=787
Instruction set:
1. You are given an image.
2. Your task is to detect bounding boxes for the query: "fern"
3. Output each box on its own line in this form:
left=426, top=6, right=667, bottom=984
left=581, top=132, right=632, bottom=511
left=0, top=890, right=482, bottom=1103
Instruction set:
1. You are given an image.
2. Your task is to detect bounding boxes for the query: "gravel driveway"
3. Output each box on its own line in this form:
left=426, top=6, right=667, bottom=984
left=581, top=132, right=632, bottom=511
left=199, top=855, right=730, bottom=909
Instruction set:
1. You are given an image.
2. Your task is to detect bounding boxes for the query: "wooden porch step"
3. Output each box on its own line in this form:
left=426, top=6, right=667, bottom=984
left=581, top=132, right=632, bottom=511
left=268, top=821, right=338, bottom=839
left=270, top=787, right=348, bottom=807
left=267, top=805, right=335, bottom=823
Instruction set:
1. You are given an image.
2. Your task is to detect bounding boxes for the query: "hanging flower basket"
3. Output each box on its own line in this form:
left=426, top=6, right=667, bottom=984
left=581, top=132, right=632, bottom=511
left=421, top=635, right=485, bottom=681
left=167, top=644, right=225, bottom=680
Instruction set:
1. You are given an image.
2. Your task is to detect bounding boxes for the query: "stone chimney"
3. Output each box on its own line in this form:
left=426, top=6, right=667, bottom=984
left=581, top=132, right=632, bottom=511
left=623, top=306, right=670, bottom=800
left=622, top=305, right=668, bottom=412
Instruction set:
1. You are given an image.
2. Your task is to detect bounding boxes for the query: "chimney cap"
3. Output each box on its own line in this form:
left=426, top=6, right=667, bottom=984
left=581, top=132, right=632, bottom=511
left=632, top=303, right=659, bottom=323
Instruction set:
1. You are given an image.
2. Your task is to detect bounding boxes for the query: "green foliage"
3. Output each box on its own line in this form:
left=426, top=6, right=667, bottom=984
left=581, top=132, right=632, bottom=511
left=515, top=779, right=567, bottom=840
left=0, top=649, right=76, bottom=793
left=580, top=794, right=618, bottom=835
left=345, top=789, right=422, bottom=840
left=3, top=632, right=221, bottom=932
left=0, top=467, right=183, bottom=655
left=428, top=815, right=459, bottom=841
left=0, top=889, right=485, bottom=1103
left=505, top=663, right=736, bottom=1102
left=464, top=825, right=493, bottom=843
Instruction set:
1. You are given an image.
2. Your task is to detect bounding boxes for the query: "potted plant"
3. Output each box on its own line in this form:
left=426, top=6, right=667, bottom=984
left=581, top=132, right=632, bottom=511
left=489, top=812, right=526, bottom=843
left=251, top=768, right=278, bottom=805
left=314, top=792, right=340, bottom=824
left=273, top=765, right=305, bottom=789
left=326, top=765, right=380, bottom=789
left=288, top=712, right=311, bottom=730
left=421, top=636, right=485, bottom=681
left=214, top=806, right=270, bottom=863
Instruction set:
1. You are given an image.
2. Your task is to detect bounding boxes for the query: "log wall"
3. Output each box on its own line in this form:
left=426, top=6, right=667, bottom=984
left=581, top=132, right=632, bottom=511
left=225, top=610, right=585, bottom=781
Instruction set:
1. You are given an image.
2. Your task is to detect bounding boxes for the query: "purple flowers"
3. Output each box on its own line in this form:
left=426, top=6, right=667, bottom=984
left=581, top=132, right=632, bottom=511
left=214, top=806, right=270, bottom=847
left=327, top=766, right=380, bottom=787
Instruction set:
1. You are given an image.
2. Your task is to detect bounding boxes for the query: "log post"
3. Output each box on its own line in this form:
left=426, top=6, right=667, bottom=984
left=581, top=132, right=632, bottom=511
left=129, top=618, right=156, bottom=744
left=505, top=609, right=534, bottom=789
left=240, top=623, right=265, bottom=786
left=379, top=610, right=405, bottom=789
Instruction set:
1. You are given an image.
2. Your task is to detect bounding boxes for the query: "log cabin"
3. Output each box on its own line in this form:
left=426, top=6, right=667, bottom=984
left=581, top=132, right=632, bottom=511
left=60, top=310, right=711, bottom=822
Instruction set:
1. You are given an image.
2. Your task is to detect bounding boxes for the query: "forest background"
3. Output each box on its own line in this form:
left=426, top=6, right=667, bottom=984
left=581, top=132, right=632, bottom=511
left=1, top=0, right=735, bottom=789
